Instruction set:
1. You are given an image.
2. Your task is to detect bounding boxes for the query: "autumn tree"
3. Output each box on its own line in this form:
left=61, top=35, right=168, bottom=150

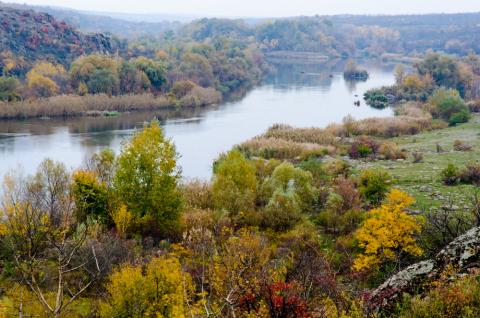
left=113, top=120, right=182, bottom=237
left=0, top=160, right=102, bottom=317
left=209, top=230, right=273, bottom=317
left=177, top=52, right=214, bottom=87
left=212, top=150, right=257, bottom=215
left=69, top=54, right=120, bottom=95
left=119, top=60, right=151, bottom=94
left=72, top=170, right=109, bottom=223
left=100, top=256, right=195, bottom=317
left=130, top=56, right=167, bottom=91
left=26, top=62, right=67, bottom=97
left=353, top=189, right=424, bottom=271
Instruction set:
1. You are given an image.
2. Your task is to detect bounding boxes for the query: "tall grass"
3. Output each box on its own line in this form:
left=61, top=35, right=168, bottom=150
left=0, top=87, right=222, bottom=119
left=239, top=109, right=446, bottom=160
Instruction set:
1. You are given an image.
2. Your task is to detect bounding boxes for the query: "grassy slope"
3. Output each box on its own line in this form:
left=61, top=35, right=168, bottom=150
left=356, top=114, right=480, bottom=211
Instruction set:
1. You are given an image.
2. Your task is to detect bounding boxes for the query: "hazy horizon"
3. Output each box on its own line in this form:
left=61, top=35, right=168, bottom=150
left=5, top=0, right=480, bottom=18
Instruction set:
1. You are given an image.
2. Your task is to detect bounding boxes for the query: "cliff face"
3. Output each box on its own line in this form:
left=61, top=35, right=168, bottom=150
left=368, top=226, right=480, bottom=312
left=0, top=5, right=121, bottom=71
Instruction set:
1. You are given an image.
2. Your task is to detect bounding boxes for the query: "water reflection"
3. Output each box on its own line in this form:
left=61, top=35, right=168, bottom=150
left=0, top=60, right=396, bottom=180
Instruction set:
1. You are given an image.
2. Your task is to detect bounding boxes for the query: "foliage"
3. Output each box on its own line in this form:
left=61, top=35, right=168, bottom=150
left=260, top=162, right=315, bottom=213
left=26, top=62, right=67, bottom=97
left=0, top=76, right=20, bottom=101
left=212, top=150, right=257, bottom=215
left=353, top=189, right=424, bottom=271
left=358, top=169, right=392, bottom=206
left=72, top=170, right=109, bottom=223
left=440, top=164, right=459, bottom=186
left=130, top=56, right=166, bottom=91
left=428, top=88, right=470, bottom=125
left=100, top=256, right=195, bottom=318
left=0, top=159, right=102, bottom=317
left=395, top=275, right=480, bottom=318
left=114, top=120, right=182, bottom=236
left=261, top=188, right=303, bottom=232
left=364, top=89, right=389, bottom=109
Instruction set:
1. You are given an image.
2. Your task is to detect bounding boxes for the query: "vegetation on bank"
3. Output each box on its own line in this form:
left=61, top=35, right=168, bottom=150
left=1, top=117, right=479, bottom=317
left=1, top=56, right=480, bottom=318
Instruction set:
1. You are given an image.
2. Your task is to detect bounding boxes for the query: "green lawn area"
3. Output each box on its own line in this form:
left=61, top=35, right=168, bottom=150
left=355, top=114, right=480, bottom=211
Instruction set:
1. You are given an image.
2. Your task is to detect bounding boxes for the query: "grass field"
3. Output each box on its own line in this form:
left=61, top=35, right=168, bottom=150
left=355, top=114, right=480, bottom=211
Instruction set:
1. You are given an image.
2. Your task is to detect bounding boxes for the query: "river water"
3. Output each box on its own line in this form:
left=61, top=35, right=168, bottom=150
left=0, top=60, right=395, bottom=180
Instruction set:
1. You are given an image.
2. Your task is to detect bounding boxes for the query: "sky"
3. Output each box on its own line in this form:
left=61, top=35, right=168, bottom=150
left=6, top=0, right=480, bottom=18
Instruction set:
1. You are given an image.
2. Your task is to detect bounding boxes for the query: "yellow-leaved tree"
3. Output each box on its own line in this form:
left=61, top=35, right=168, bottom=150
left=353, top=189, right=424, bottom=271
left=26, top=62, right=67, bottom=97
left=99, top=256, right=195, bottom=318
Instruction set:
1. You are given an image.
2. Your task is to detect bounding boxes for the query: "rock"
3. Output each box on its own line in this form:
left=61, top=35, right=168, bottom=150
left=367, top=226, right=480, bottom=313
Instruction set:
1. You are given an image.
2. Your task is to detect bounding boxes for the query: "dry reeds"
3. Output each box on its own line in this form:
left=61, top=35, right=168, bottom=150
left=0, top=87, right=222, bottom=119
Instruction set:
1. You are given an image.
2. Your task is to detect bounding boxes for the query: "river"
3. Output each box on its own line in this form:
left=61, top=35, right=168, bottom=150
left=0, top=60, right=395, bottom=180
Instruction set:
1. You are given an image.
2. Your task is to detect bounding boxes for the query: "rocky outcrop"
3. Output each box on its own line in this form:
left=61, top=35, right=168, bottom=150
left=368, top=226, right=480, bottom=311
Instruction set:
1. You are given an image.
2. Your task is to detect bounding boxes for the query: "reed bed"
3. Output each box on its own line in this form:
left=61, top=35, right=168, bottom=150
left=0, top=87, right=222, bottom=119
left=239, top=110, right=445, bottom=160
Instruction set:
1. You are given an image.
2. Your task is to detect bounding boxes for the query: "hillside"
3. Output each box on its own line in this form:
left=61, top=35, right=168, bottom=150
left=0, top=4, right=122, bottom=73
left=1, top=1, right=182, bottom=38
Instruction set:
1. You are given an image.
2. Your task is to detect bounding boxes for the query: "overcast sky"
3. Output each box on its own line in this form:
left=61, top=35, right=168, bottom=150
left=6, top=0, right=480, bottom=17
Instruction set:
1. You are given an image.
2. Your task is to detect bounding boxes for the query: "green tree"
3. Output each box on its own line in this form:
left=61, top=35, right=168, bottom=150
left=69, top=54, right=120, bottom=95
left=72, top=170, right=109, bottom=223
left=261, top=187, right=302, bottom=232
left=260, top=162, right=315, bottom=212
left=0, top=76, right=20, bottom=101
left=131, top=56, right=166, bottom=91
left=212, top=150, right=257, bottom=214
left=113, top=120, right=181, bottom=236
left=428, top=88, right=470, bottom=125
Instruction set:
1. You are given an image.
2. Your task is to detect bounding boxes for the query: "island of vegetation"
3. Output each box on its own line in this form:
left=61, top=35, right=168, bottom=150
left=1, top=3, right=480, bottom=318
left=343, top=60, right=369, bottom=80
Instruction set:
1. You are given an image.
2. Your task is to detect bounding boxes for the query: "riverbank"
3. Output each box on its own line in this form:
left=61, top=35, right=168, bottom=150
left=236, top=104, right=479, bottom=212
left=0, top=87, right=222, bottom=120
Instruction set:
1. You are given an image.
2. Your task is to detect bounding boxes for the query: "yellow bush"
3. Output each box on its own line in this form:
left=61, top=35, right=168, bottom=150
left=353, top=189, right=423, bottom=271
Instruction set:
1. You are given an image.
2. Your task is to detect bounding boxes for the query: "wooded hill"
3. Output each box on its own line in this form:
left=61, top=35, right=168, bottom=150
left=0, top=4, right=123, bottom=74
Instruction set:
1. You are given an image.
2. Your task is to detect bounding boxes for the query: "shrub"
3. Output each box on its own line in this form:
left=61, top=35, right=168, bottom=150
left=353, top=189, right=423, bottom=271
left=181, top=179, right=214, bottom=210
left=212, top=150, right=257, bottom=215
left=358, top=169, right=392, bottom=206
left=260, top=162, right=315, bottom=212
left=261, top=188, right=302, bottom=232
left=348, top=136, right=379, bottom=159
left=467, top=100, right=480, bottom=113
left=428, top=88, right=470, bottom=125
left=448, top=109, right=470, bottom=126
left=72, top=170, right=109, bottom=223
left=395, top=276, right=480, bottom=318
left=378, top=141, right=407, bottom=160
left=364, top=89, right=389, bottom=109
left=453, top=140, right=473, bottom=151
left=459, top=164, right=480, bottom=185
left=441, top=164, right=459, bottom=185
left=298, top=158, right=328, bottom=187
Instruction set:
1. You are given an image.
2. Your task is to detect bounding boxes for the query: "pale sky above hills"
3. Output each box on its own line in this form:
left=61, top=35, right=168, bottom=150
left=7, top=0, right=480, bottom=17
